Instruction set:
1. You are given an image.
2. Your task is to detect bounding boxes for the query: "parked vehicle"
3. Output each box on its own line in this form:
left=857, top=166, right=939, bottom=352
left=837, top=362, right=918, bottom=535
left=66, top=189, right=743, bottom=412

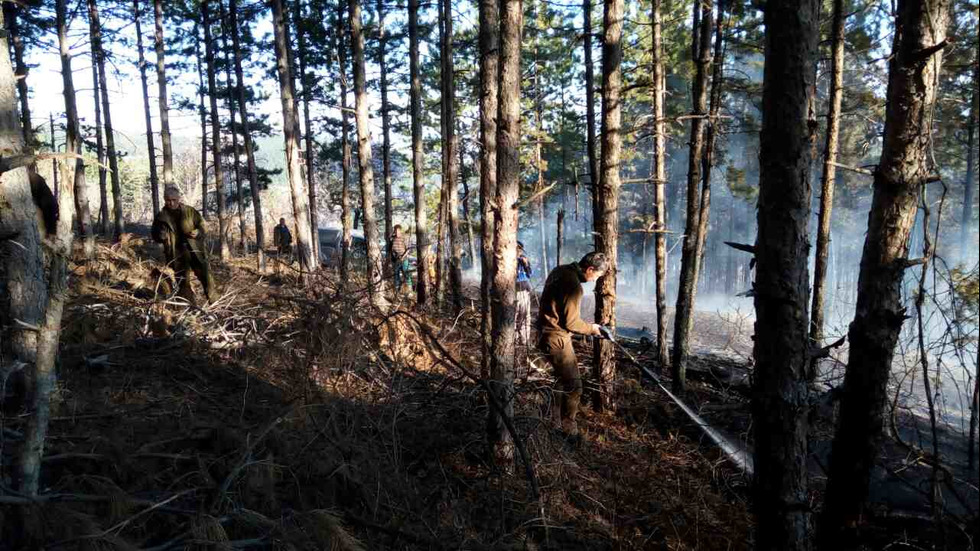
left=318, top=228, right=365, bottom=267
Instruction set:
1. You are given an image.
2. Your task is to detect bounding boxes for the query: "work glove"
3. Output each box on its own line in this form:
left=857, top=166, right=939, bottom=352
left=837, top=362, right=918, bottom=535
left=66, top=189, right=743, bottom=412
left=597, top=325, right=615, bottom=342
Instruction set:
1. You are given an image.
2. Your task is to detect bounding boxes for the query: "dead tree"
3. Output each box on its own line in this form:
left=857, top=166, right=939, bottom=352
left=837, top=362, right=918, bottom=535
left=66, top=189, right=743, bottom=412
left=489, top=0, right=524, bottom=464
left=809, top=0, right=845, bottom=372
left=671, top=0, right=713, bottom=393
left=153, top=0, right=175, bottom=189
left=350, top=0, right=388, bottom=310
left=271, top=0, right=315, bottom=274
left=650, top=0, right=669, bottom=371
left=229, top=0, right=265, bottom=270
left=133, top=0, right=160, bottom=216
left=819, top=0, right=951, bottom=543
left=89, top=0, right=124, bottom=241
left=478, top=0, right=498, bottom=376
left=591, top=0, right=623, bottom=412
left=753, top=0, right=820, bottom=548
left=201, top=0, right=230, bottom=259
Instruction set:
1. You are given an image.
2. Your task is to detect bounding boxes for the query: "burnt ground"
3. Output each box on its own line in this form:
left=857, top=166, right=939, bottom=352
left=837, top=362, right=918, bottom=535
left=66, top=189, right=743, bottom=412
left=0, top=236, right=975, bottom=550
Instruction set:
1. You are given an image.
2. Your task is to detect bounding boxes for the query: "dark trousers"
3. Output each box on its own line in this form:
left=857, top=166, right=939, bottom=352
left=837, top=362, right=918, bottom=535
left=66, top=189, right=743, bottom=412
left=539, top=332, right=582, bottom=429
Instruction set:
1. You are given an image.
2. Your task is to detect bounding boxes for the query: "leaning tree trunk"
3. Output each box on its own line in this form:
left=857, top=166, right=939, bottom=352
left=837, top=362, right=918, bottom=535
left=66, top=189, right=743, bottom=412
left=337, top=1, right=353, bottom=281
left=133, top=0, right=160, bottom=216
left=201, top=0, right=230, bottom=259
left=753, top=0, right=819, bottom=548
left=349, top=0, right=388, bottom=311
left=194, top=27, right=209, bottom=218
left=960, top=59, right=978, bottom=261
left=218, top=0, right=245, bottom=252
left=89, top=0, right=124, bottom=241
left=271, top=0, right=315, bottom=274
left=809, top=0, right=845, bottom=375
left=378, top=0, right=393, bottom=265
left=488, top=0, right=523, bottom=464
left=440, top=0, right=463, bottom=313
left=91, top=56, right=108, bottom=234
left=153, top=0, right=174, bottom=189
left=583, top=0, right=598, bottom=212
left=651, top=0, right=669, bottom=371
left=478, top=0, right=498, bottom=376
left=230, top=0, right=265, bottom=269
left=671, top=0, right=713, bottom=393
left=819, top=0, right=951, bottom=544
left=1, top=6, right=47, bottom=488
left=591, top=0, right=623, bottom=413
left=293, top=0, right=318, bottom=262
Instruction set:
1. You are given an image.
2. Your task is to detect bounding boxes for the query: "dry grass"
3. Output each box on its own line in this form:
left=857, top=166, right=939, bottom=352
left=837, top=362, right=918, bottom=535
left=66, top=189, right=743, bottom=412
left=0, top=236, right=753, bottom=550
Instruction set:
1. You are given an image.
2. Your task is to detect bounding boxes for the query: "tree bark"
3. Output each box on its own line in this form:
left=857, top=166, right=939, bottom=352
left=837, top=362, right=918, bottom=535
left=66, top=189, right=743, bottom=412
left=489, top=0, right=523, bottom=463
left=753, top=0, right=819, bottom=548
left=819, top=0, right=951, bottom=543
left=218, top=0, right=246, bottom=252
left=697, top=0, right=725, bottom=272
left=349, top=0, right=388, bottom=310
left=440, top=0, right=463, bottom=313
left=533, top=12, right=548, bottom=276
left=271, top=0, right=315, bottom=274
left=583, top=0, right=598, bottom=204
left=89, top=0, right=124, bottom=241
left=61, top=0, right=94, bottom=258
left=153, top=0, right=174, bottom=189
left=960, top=59, right=978, bottom=261
left=202, top=0, right=230, bottom=259
left=134, top=0, right=161, bottom=217
left=378, top=0, right=393, bottom=266
left=591, top=0, right=623, bottom=413
left=194, top=26, right=209, bottom=219
left=337, top=2, right=353, bottom=281
left=670, top=0, right=713, bottom=393
left=4, top=5, right=35, bottom=162
left=809, top=0, right=845, bottom=373
left=91, top=54, right=108, bottom=235
left=49, top=113, right=58, bottom=201
left=293, top=0, right=319, bottom=262
left=460, top=127, right=477, bottom=271
left=229, top=0, right=265, bottom=270
left=651, top=0, right=669, bottom=371
left=478, top=0, right=498, bottom=376
left=556, top=209, right=564, bottom=265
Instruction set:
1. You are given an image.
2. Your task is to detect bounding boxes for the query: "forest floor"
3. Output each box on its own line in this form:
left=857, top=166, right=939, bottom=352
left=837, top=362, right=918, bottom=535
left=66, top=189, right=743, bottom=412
left=0, top=235, right=975, bottom=550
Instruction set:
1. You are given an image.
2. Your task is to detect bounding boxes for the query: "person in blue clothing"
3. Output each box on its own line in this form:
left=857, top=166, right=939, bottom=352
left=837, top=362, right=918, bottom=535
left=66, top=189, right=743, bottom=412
left=515, top=241, right=533, bottom=364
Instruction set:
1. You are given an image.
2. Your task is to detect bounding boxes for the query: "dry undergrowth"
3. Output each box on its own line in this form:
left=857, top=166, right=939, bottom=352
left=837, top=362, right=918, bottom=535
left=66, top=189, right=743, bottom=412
left=0, top=236, right=752, bottom=550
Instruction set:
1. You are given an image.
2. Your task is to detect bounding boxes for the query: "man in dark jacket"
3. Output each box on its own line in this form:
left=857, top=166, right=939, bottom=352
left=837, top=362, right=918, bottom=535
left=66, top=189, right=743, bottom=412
left=152, top=185, right=216, bottom=303
left=537, top=252, right=610, bottom=438
left=273, top=218, right=292, bottom=256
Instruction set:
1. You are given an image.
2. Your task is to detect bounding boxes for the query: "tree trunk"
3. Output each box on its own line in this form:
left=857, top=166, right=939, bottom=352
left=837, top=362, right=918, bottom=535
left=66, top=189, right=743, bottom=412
left=349, top=0, right=388, bottom=310
left=271, top=0, right=315, bottom=274
left=556, top=209, right=564, bottom=265
left=337, top=3, right=353, bottom=281
left=489, top=0, right=523, bottom=463
left=969, top=347, right=978, bottom=469
left=4, top=5, right=35, bottom=161
left=460, top=128, right=477, bottom=271
left=134, top=0, right=161, bottom=217
left=591, top=0, right=623, bottom=413
left=293, top=0, right=319, bottom=262
left=961, top=59, right=978, bottom=261
left=89, top=0, right=124, bottom=241
left=1, top=6, right=46, bottom=487
left=697, top=0, right=725, bottom=273
left=478, top=0, right=498, bottom=376
left=670, top=0, right=713, bottom=393
left=651, top=0, right=669, bottom=371
left=202, top=0, right=230, bottom=259
left=153, top=0, right=174, bottom=189
left=229, top=0, right=265, bottom=269
left=49, top=113, right=59, bottom=201
left=809, top=0, right=845, bottom=374
left=753, top=0, right=819, bottom=548
left=533, top=23, right=549, bottom=276
left=408, top=0, right=429, bottom=305
left=91, top=55, right=108, bottom=234
left=218, top=0, right=245, bottom=252
left=378, top=0, right=393, bottom=265
left=440, top=0, right=463, bottom=313
left=195, top=27, right=209, bottom=218
left=819, top=0, right=951, bottom=543
left=583, top=0, right=598, bottom=203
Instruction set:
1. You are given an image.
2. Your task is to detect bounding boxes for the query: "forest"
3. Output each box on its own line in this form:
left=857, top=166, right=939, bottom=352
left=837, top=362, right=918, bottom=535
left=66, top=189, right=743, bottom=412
left=0, top=0, right=978, bottom=548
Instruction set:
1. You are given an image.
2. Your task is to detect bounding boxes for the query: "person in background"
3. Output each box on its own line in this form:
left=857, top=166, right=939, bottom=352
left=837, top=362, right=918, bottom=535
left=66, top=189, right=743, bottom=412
left=151, top=185, right=216, bottom=304
left=390, top=224, right=413, bottom=293
left=273, top=218, right=292, bottom=257
left=536, top=252, right=612, bottom=439
left=515, top=242, right=533, bottom=367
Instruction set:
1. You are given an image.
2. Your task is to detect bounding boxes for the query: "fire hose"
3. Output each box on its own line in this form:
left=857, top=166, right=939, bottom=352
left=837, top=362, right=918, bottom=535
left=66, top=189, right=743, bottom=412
left=600, top=332, right=755, bottom=477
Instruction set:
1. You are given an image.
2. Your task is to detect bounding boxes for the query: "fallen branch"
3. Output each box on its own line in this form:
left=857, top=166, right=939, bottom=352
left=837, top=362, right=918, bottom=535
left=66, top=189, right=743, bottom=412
left=513, top=182, right=558, bottom=210
left=724, top=242, right=756, bottom=255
